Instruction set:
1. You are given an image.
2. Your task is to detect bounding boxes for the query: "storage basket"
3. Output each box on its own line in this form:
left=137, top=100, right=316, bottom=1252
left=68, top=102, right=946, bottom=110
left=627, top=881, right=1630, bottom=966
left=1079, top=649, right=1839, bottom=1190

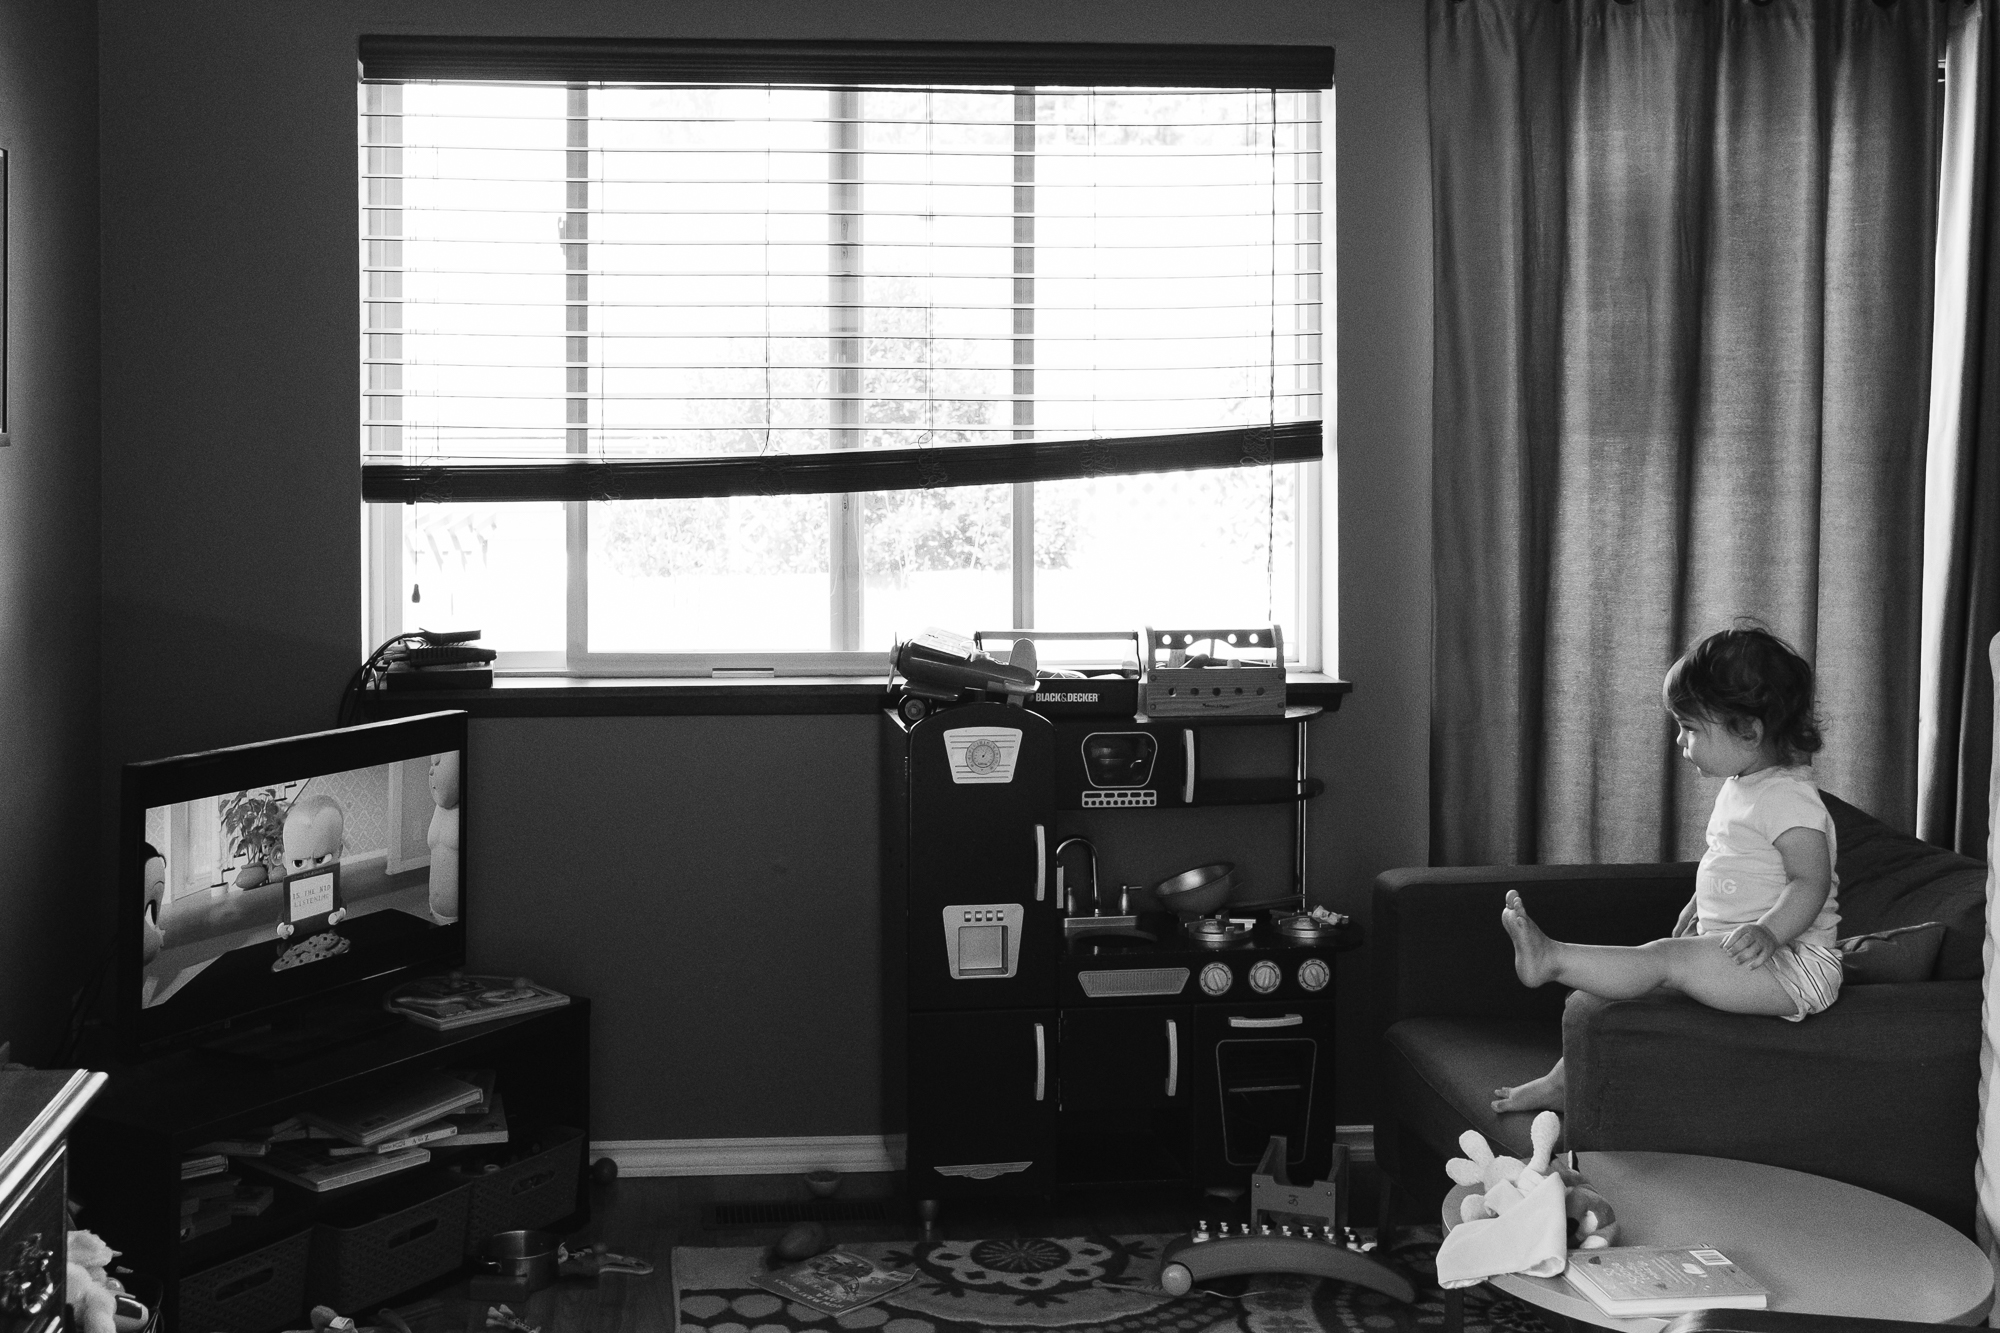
left=459, top=1127, right=584, bottom=1254
left=178, top=1230, right=310, bottom=1333
left=307, top=1180, right=471, bottom=1312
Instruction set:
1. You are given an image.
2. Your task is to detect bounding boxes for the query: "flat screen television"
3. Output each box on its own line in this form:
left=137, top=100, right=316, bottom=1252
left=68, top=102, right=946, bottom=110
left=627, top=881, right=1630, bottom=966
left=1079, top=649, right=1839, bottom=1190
left=118, top=711, right=468, bottom=1053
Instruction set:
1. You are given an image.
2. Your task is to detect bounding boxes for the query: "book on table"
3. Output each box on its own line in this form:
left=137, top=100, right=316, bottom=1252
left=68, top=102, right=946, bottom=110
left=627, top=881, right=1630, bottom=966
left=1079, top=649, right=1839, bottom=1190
left=1563, top=1245, right=1768, bottom=1317
left=301, top=1071, right=484, bottom=1146
left=752, top=1250, right=915, bottom=1317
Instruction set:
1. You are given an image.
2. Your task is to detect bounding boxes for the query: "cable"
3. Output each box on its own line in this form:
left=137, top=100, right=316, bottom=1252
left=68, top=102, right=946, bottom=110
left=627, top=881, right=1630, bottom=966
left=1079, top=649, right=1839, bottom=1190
left=336, top=630, right=437, bottom=728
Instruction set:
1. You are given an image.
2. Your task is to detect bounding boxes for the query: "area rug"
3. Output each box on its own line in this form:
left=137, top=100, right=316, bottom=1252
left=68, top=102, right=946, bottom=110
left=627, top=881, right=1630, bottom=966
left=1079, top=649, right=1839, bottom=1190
left=672, top=1232, right=1549, bottom=1332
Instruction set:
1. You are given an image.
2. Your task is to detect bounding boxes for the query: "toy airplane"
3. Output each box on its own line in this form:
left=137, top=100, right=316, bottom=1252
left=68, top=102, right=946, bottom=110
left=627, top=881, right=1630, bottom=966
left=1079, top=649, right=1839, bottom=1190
left=1157, top=1136, right=1416, bottom=1304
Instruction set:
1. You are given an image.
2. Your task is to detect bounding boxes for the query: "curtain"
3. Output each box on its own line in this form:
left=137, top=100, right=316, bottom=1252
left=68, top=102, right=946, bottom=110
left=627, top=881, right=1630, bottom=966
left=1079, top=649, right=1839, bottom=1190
left=1977, top=633, right=2000, bottom=1302
left=1922, top=2, right=2000, bottom=861
left=1431, top=0, right=1946, bottom=867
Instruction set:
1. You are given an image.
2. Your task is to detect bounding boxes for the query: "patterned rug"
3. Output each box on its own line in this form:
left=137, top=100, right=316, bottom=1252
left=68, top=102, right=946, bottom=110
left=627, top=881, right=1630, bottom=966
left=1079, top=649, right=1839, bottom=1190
left=672, top=1232, right=1550, bottom=1332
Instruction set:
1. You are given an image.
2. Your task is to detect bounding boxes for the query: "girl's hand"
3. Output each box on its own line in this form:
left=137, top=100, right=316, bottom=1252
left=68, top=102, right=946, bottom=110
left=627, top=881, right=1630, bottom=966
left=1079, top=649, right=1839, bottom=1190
left=1722, top=923, right=1778, bottom=968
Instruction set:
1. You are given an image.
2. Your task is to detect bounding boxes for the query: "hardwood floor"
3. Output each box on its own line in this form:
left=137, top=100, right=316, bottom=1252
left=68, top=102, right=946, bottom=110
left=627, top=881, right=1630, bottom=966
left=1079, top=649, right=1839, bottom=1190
left=388, top=1163, right=1385, bottom=1333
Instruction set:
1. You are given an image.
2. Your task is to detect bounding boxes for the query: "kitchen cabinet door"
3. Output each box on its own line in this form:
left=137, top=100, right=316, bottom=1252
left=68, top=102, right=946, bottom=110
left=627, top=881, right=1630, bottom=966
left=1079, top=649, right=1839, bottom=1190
left=1055, top=1004, right=1195, bottom=1185
left=906, top=1009, right=1057, bottom=1199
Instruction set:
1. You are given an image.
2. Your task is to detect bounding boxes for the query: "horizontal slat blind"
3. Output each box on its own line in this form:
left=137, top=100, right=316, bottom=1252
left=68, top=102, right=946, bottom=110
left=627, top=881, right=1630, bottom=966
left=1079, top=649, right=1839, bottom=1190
left=360, top=73, right=1323, bottom=502
left=357, top=37, right=1335, bottom=91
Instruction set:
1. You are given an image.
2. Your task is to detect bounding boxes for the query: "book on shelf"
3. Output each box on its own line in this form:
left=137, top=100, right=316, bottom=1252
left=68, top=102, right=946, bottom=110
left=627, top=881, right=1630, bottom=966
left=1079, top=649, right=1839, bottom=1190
left=301, top=1071, right=483, bottom=1146
left=179, top=1153, right=228, bottom=1180
left=228, top=1184, right=275, bottom=1217
left=445, top=1067, right=497, bottom=1114
left=1563, top=1245, right=1769, bottom=1318
left=386, top=974, right=570, bottom=1031
left=445, top=1092, right=509, bottom=1146
left=752, top=1250, right=915, bottom=1317
left=245, top=1144, right=431, bottom=1194
left=179, top=1200, right=233, bottom=1242
left=326, top=1121, right=459, bottom=1156
left=189, top=1138, right=270, bottom=1158
left=180, top=1175, right=239, bottom=1211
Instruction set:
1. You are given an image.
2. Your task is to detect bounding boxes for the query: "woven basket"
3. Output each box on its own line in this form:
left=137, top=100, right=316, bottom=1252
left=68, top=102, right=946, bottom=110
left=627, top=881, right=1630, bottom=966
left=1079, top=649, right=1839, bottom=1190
left=307, top=1180, right=471, bottom=1312
left=179, top=1230, right=310, bottom=1333
left=460, top=1127, right=584, bottom=1254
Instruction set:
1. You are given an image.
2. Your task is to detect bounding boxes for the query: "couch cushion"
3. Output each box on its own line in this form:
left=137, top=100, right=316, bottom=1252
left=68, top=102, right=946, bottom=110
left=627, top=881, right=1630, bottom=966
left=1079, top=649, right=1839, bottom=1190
left=1823, top=792, right=1986, bottom=980
left=1838, top=921, right=1947, bottom=984
left=1382, top=1017, right=1563, bottom=1163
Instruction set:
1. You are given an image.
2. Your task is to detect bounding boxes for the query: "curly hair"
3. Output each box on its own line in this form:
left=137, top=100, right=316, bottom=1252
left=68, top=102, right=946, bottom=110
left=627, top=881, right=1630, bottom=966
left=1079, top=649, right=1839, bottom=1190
left=1663, top=623, right=1823, bottom=764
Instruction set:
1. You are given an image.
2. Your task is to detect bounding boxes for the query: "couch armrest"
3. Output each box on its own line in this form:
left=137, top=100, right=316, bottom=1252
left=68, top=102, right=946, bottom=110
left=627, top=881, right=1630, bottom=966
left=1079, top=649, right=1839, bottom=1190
left=1564, top=981, right=1981, bottom=1232
left=1371, top=863, right=1696, bottom=1031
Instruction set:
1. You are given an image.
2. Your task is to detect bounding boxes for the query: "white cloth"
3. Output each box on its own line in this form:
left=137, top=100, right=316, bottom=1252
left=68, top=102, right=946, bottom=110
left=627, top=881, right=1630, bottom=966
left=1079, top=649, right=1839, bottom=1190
left=1695, top=765, right=1841, bottom=948
left=1434, top=1170, right=1569, bottom=1290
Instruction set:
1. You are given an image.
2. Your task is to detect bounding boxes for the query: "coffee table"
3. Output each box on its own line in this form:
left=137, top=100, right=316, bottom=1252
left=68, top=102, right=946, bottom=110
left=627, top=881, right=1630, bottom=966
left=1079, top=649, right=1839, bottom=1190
left=1442, top=1151, right=1992, bottom=1330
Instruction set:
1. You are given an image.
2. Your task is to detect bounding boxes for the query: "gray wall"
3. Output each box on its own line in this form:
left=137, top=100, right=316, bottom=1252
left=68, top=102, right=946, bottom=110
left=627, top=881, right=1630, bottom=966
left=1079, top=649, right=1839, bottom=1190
left=0, top=1, right=100, bottom=1064
left=96, top=1, right=1431, bottom=1136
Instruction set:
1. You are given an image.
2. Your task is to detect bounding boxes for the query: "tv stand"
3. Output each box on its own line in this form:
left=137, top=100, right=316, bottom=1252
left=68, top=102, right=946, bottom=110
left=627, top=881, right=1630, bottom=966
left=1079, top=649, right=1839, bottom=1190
left=200, top=1004, right=404, bottom=1065
left=70, top=997, right=590, bottom=1333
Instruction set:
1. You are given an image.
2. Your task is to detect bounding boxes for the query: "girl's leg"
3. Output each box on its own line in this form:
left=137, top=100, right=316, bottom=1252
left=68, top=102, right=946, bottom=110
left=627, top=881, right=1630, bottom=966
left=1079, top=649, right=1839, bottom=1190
left=1503, top=891, right=1794, bottom=1015
left=1492, top=1057, right=1563, bottom=1114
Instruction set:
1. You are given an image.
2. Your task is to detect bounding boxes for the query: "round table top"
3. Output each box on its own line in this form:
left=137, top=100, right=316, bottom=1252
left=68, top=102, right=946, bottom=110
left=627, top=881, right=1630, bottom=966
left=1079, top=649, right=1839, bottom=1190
left=1476, top=1151, right=1993, bottom=1329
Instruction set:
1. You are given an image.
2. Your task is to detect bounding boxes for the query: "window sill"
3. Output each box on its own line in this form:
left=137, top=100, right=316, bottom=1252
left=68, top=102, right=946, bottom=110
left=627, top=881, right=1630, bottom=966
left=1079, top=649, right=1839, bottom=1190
left=353, top=673, right=1354, bottom=720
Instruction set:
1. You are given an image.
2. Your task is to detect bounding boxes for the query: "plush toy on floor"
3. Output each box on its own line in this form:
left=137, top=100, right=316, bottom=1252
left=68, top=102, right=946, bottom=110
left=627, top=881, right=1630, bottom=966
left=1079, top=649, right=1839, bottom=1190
left=66, top=1231, right=148, bottom=1333
left=1445, top=1111, right=1618, bottom=1249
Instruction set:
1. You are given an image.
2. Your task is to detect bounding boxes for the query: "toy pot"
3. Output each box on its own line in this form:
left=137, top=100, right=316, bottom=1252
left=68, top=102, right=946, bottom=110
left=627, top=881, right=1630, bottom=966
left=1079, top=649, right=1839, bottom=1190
left=483, top=1229, right=560, bottom=1293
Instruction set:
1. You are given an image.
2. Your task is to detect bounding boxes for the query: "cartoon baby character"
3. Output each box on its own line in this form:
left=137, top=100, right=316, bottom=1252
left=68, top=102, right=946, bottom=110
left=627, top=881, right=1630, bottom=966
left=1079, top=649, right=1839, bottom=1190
left=427, top=752, right=461, bottom=923
left=140, top=841, right=167, bottom=965
left=275, top=792, right=347, bottom=941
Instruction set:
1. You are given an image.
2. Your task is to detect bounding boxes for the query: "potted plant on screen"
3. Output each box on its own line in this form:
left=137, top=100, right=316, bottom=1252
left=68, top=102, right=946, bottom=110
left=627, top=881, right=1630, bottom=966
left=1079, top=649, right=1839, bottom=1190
left=219, top=788, right=288, bottom=889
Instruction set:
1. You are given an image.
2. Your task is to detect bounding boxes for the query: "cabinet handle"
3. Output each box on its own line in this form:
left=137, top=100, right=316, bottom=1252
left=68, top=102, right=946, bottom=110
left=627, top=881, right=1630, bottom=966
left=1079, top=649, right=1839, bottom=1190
left=1034, top=824, right=1046, bottom=902
left=1165, top=1019, right=1179, bottom=1097
left=1182, top=730, right=1197, bottom=804
left=1228, top=1014, right=1304, bottom=1028
left=1033, top=1022, right=1046, bottom=1101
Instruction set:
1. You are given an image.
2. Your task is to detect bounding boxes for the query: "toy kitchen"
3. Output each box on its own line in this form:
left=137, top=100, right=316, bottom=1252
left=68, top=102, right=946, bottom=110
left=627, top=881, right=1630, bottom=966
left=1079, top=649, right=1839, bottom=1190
left=883, top=628, right=1357, bottom=1213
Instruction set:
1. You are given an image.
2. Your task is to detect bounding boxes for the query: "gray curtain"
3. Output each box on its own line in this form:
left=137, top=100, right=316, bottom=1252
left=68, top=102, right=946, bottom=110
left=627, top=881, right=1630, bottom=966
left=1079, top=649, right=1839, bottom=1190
left=1920, top=1, right=1999, bottom=861
left=1431, top=0, right=1946, bottom=867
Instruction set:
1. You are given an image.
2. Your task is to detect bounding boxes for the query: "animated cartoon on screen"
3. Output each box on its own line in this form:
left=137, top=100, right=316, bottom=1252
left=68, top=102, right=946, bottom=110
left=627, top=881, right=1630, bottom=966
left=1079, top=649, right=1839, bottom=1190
left=272, top=791, right=352, bottom=971
left=426, top=751, right=460, bottom=924
left=139, top=842, right=167, bottom=965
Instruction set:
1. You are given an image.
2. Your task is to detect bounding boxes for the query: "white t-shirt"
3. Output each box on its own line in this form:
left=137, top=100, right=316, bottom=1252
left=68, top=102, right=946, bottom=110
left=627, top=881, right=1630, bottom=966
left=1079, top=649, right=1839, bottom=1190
left=1694, top=765, right=1841, bottom=948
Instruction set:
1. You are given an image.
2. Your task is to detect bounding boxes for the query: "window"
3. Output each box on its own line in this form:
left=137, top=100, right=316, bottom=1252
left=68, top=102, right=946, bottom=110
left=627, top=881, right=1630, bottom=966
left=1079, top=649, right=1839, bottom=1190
left=360, top=41, right=1328, bottom=673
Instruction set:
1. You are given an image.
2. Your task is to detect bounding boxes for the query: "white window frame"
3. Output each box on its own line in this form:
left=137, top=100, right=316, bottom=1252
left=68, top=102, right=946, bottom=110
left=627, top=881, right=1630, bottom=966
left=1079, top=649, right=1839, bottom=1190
left=361, top=93, right=1329, bottom=678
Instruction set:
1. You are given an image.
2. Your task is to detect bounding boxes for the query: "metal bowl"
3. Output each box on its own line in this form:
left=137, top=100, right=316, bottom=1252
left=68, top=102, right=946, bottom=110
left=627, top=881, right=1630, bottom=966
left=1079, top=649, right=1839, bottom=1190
left=1153, top=862, right=1237, bottom=916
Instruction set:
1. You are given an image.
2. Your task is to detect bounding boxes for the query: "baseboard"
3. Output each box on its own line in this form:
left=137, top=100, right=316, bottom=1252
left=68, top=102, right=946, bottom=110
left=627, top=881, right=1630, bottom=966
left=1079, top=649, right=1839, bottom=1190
left=594, top=1126, right=1373, bottom=1177
left=592, top=1134, right=908, bottom=1177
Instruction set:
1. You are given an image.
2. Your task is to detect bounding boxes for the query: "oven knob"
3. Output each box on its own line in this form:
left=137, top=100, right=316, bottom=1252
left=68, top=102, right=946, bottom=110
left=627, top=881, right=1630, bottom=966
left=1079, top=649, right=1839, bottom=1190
left=1199, top=962, right=1233, bottom=996
left=1298, top=958, right=1330, bottom=993
left=1248, top=959, right=1281, bottom=994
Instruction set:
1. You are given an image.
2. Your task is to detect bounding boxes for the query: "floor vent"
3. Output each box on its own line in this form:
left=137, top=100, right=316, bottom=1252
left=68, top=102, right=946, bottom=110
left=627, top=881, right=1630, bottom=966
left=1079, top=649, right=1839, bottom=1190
left=707, top=1198, right=906, bottom=1227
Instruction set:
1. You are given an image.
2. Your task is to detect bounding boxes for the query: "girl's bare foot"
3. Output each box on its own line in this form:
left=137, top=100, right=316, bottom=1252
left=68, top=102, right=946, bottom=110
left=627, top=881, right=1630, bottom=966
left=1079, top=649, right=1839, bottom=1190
left=1502, top=890, right=1560, bottom=987
left=1492, top=1060, right=1565, bottom=1114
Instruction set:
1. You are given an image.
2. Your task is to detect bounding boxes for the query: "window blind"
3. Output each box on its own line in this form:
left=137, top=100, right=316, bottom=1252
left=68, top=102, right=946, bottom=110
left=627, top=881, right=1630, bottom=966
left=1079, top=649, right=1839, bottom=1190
left=358, top=42, right=1327, bottom=504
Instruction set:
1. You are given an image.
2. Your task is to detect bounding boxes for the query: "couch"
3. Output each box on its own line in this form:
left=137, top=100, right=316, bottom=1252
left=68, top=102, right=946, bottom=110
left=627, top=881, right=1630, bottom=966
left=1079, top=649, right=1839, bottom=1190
left=1371, top=794, right=1987, bottom=1235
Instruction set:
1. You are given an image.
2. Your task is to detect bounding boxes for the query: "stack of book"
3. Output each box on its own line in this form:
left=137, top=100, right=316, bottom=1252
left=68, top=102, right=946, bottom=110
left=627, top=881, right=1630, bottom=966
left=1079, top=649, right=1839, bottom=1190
left=244, top=1071, right=485, bottom=1193
left=179, top=1174, right=238, bottom=1241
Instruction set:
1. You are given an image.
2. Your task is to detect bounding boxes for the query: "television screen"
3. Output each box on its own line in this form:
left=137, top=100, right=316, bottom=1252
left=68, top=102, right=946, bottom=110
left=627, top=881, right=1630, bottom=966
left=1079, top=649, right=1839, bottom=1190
left=119, top=711, right=468, bottom=1050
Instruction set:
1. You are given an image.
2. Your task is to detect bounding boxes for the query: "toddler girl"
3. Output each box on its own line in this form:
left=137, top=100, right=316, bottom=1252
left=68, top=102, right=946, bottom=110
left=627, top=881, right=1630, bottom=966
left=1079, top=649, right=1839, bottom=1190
left=1491, top=625, right=1841, bottom=1115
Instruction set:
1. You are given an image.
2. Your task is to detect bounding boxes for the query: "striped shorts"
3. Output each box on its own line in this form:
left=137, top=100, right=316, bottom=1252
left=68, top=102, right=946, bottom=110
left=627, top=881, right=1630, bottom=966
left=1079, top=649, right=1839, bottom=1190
left=1764, top=941, right=1844, bottom=1021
